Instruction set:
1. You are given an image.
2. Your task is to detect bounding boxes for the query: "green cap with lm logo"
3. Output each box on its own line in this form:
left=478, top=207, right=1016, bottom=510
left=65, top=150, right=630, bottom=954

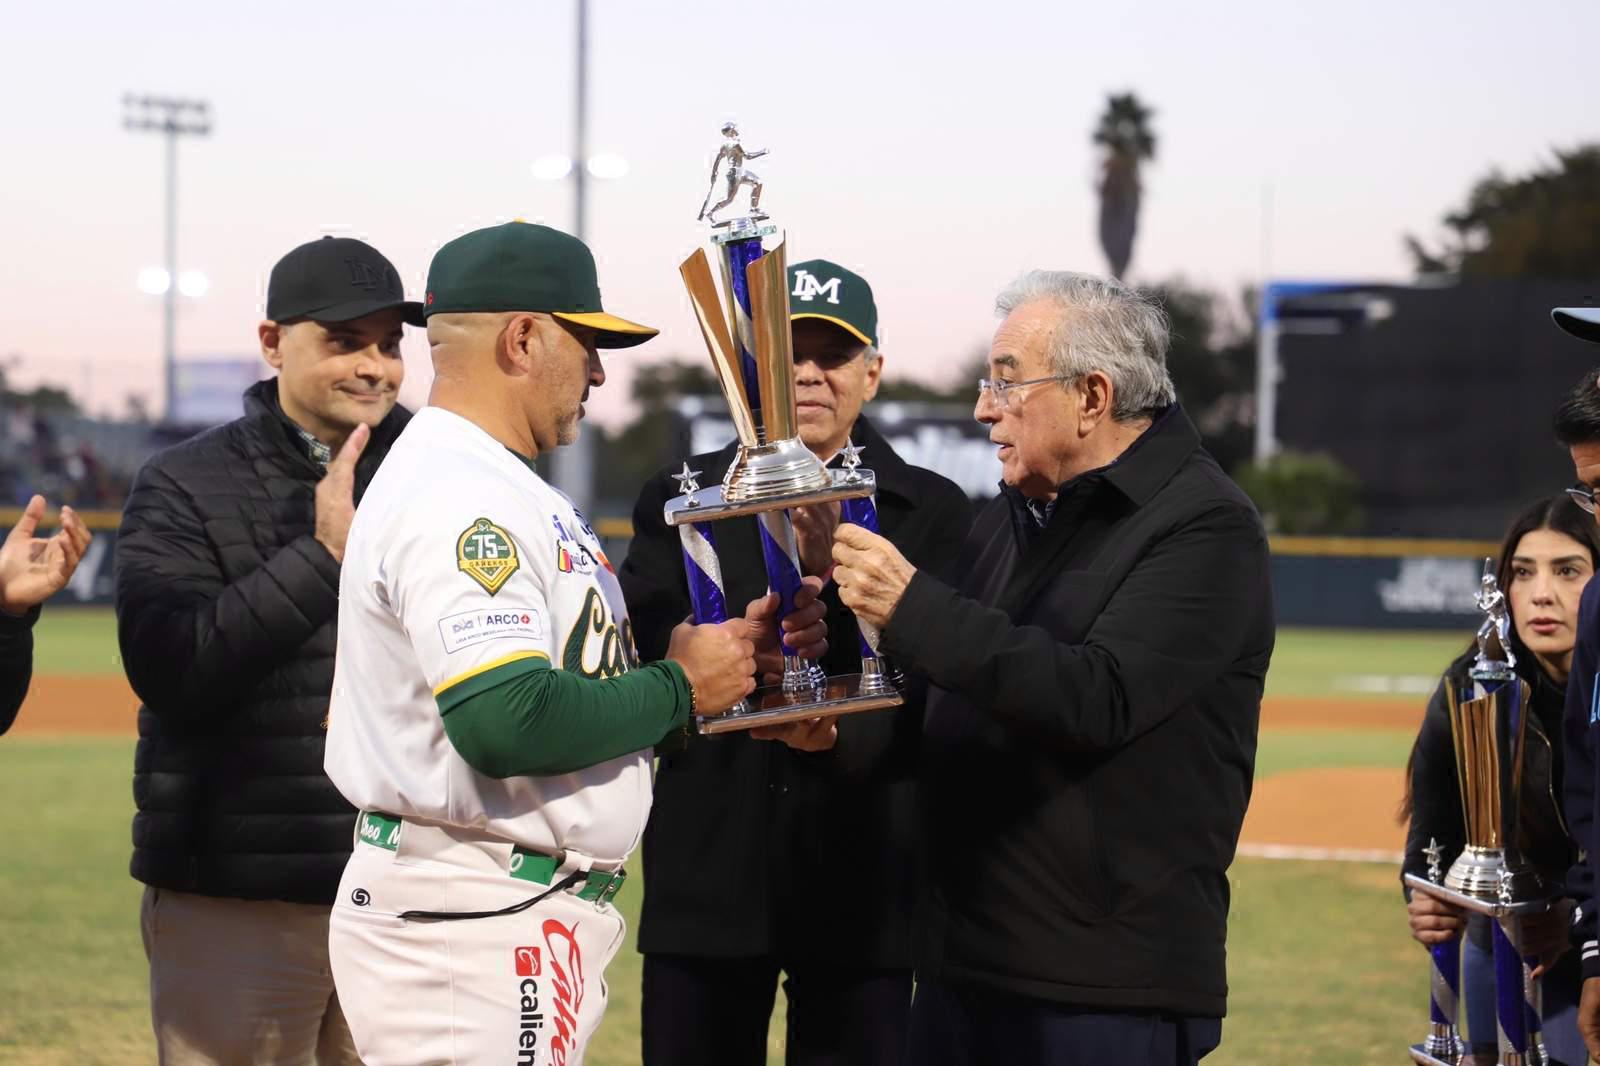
left=424, top=222, right=658, bottom=349
left=787, top=259, right=878, bottom=348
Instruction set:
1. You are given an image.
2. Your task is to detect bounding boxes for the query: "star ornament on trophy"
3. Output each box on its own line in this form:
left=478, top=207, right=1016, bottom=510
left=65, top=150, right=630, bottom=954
left=665, top=126, right=905, bottom=734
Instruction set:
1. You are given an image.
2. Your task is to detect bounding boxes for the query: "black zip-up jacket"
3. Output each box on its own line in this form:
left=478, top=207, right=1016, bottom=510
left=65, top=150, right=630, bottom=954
left=1563, top=577, right=1600, bottom=978
left=0, top=605, right=39, bottom=735
left=619, top=415, right=971, bottom=966
left=1404, top=652, right=1573, bottom=893
left=878, top=407, right=1274, bottom=1017
left=116, top=379, right=410, bottom=905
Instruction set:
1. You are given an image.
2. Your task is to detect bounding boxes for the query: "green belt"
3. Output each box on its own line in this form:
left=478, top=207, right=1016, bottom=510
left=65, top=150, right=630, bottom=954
left=357, top=811, right=625, bottom=905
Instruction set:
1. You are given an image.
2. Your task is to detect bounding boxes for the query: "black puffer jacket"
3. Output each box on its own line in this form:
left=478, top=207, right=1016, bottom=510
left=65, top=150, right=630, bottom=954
left=0, top=606, right=39, bottom=736
left=116, top=379, right=410, bottom=905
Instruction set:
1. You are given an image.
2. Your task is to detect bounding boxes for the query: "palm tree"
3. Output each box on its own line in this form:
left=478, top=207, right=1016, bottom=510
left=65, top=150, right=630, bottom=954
left=1093, top=93, right=1157, bottom=280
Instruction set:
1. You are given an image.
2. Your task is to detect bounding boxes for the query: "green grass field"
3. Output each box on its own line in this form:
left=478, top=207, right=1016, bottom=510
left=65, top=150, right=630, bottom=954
left=0, top=611, right=1456, bottom=1065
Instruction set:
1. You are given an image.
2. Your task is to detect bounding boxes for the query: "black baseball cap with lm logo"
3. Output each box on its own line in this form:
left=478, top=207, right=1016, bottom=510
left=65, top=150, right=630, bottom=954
left=266, top=236, right=425, bottom=327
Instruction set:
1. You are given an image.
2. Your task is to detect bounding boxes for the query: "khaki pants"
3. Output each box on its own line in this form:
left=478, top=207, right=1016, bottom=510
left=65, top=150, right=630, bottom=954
left=141, top=886, right=361, bottom=1066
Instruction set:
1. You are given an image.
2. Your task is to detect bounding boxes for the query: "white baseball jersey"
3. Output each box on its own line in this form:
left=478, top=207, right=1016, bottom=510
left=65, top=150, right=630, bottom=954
left=326, top=406, right=650, bottom=865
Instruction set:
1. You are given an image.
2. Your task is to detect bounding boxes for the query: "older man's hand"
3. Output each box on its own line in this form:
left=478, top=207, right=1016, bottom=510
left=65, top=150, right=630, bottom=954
left=832, top=522, right=916, bottom=630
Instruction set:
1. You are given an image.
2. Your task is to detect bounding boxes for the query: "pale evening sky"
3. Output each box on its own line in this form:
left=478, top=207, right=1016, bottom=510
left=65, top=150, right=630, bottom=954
left=1, top=0, right=1595, bottom=426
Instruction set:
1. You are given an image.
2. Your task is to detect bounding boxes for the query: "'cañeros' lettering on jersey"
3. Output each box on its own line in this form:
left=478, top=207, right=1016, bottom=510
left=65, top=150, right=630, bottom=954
left=562, top=587, right=640, bottom=679
left=456, top=517, right=520, bottom=595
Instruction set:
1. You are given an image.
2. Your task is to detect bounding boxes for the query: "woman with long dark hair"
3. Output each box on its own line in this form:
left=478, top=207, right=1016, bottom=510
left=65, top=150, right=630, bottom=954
left=1403, top=494, right=1600, bottom=1065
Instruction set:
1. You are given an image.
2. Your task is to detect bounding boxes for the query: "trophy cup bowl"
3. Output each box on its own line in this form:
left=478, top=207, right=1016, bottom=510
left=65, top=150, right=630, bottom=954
left=1439, top=669, right=1544, bottom=906
left=667, top=242, right=882, bottom=522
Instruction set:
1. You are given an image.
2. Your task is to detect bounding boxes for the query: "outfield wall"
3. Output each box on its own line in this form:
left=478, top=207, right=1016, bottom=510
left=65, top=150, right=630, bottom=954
left=1269, top=536, right=1493, bottom=630
left=12, top=508, right=1494, bottom=630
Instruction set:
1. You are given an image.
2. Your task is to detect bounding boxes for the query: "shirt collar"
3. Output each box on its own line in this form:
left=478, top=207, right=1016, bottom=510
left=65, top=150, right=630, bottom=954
left=997, top=404, right=1199, bottom=521
left=1055, top=404, right=1198, bottom=506
left=291, top=423, right=333, bottom=469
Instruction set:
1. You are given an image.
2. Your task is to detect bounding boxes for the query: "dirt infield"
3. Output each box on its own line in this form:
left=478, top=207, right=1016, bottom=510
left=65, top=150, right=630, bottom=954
left=5, top=679, right=1412, bottom=853
left=8, top=676, right=140, bottom=736
left=1240, top=767, right=1405, bottom=853
left=10, top=683, right=1427, bottom=739
left=1261, top=696, right=1420, bottom=732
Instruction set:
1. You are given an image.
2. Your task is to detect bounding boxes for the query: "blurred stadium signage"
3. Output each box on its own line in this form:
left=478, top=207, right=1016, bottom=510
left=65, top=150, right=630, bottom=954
left=1272, top=540, right=1490, bottom=629
left=172, top=357, right=267, bottom=427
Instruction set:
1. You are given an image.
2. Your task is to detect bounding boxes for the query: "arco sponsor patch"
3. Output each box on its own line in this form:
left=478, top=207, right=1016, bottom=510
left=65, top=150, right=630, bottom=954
left=438, top=606, right=544, bottom=654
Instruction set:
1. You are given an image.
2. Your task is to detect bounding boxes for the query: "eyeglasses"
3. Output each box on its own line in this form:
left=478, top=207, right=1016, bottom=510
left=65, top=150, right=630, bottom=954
left=976, top=375, right=1071, bottom=409
left=1567, top=484, right=1598, bottom=515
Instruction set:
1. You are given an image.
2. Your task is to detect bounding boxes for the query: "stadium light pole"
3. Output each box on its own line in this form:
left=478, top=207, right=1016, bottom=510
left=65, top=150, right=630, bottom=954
left=527, top=3, right=630, bottom=512
left=124, top=94, right=212, bottom=423
left=543, top=0, right=622, bottom=514
left=575, top=0, right=588, bottom=242
left=545, top=0, right=593, bottom=511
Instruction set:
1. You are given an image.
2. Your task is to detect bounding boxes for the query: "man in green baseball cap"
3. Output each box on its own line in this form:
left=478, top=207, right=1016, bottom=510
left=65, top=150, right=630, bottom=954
left=324, top=221, right=832, bottom=1066
left=786, top=258, right=882, bottom=460
left=423, top=221, right=658, bottom=451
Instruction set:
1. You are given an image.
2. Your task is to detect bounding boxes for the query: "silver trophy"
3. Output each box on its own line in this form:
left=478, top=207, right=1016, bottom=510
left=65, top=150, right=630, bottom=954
left=668, top=127, right=904, bottom=734
left=1403, top=559, right=1552, bottom=1066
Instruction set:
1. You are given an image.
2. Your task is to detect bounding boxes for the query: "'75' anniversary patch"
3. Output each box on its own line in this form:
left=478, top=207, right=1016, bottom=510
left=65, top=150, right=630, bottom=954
left=457, top=517, right=520, bottom=595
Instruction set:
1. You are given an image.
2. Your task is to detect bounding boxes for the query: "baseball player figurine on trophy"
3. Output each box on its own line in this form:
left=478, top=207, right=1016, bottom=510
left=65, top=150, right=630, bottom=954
left=1403, top=559, right=1555, bottom=1066
left=666, top=126, right=905, bottom=733
left=698, top=123, right=767, bottom=224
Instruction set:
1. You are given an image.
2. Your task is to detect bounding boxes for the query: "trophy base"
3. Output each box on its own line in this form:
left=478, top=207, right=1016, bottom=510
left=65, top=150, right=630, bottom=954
left=1413, top=1048, right=1543, bottom=1066
left=696, top=673, right=904, bottom=734
left=1403, top=873, right=1553, bottom=918
left=666, top=470, right=877, bottom=525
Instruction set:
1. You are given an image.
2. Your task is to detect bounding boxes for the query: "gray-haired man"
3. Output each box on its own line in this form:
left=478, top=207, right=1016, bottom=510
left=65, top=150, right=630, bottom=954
left=831, top=271, right=1275, bottom=1065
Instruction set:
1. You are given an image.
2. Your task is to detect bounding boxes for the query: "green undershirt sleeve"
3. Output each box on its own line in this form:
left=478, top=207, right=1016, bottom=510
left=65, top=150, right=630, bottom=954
left=437, top=656, right=691, bottom=778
